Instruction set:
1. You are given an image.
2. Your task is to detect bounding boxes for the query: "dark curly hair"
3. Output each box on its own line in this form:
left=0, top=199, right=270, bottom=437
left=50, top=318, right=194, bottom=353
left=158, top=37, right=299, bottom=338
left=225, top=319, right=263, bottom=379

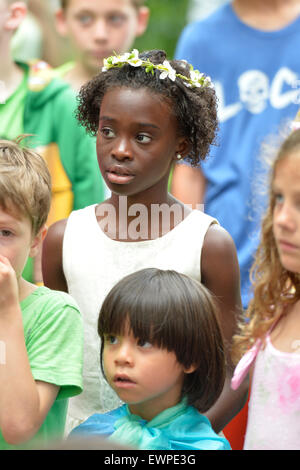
left=76, top=49, right=218, bottom=166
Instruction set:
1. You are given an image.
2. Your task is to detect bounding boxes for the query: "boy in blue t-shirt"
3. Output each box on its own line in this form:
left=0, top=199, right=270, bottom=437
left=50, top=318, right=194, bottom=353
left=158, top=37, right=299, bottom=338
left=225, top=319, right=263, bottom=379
left=171, top=0, right=300, bottom=310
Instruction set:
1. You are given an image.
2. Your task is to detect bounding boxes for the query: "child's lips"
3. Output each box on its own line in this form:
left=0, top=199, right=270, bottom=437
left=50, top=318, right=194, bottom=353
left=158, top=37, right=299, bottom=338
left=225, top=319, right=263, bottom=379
left=278, top=239, right=299, bottom=251
left=106, top=165, right=135, bottom=185
left=90, top=50, right=111, bottom=60
left=113, top=374, right=137, bottom=388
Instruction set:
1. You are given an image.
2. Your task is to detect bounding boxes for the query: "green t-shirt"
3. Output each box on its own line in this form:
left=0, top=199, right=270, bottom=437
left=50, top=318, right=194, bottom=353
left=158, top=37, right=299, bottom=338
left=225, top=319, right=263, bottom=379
left=0, top=65, right=28, bottom=140
left=0, top=287, right=83, bottom=450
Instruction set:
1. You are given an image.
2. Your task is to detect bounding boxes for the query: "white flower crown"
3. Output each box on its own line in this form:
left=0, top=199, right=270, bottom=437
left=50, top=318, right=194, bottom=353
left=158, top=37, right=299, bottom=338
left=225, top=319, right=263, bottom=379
left=102, top=49, right=213, bottom=89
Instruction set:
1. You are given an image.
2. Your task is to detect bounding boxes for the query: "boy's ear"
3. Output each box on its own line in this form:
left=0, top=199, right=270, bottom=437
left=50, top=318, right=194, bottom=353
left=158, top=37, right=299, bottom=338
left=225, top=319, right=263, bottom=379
left=29, top=225, right=48, bottom=258
left=135, top=6, right=150, bottom=37
left=55, top=8, right=68, bottom=37
left=4, top=2, right=27, bottom=32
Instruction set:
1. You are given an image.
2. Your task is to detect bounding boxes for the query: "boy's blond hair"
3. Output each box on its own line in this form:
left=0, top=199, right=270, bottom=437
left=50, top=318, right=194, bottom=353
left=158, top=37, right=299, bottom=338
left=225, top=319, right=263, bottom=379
left=0, top=137, right=51, bottom=235
left=60, top=0, right=146, bottom=10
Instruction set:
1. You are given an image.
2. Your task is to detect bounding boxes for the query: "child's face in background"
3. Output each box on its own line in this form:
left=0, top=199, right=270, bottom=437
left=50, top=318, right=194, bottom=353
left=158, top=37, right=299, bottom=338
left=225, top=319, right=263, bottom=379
left=56, top=0, right=148, bottom=74
left=103, top=326, right=189, bottom=421
left=273, top=151, right=300, bottom=273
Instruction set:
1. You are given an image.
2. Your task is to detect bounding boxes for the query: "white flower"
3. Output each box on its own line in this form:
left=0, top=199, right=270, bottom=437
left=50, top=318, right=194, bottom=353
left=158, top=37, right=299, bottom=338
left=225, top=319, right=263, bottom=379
left=128, top=58, right=143, bottom=67
left=204, top=76, right=214, bottom=88
left=159, top=60, right=176, bottom=82
left=113, top=52, right=130, bottom=64
left=190, top=69, right=203, bottom=82
left=131, top=49, right=140, bottom=58
left=127, top=49, right=142, bottom=66
left=189, top=69, right=204, bottom=87
left=113, top=49, right=142, bottom=67
left=102, top=58, right=110, bottom=71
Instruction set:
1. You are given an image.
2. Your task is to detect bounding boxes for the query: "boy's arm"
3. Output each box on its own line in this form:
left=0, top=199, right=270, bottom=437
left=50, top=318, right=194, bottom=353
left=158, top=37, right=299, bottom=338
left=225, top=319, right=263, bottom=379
left=0, top=256, right=59, bottom=445
left=200, top=224, right=248, bottom=433
left=42, top=219, right=68, bottom=292
left=171, top=163, right=206, bottom=208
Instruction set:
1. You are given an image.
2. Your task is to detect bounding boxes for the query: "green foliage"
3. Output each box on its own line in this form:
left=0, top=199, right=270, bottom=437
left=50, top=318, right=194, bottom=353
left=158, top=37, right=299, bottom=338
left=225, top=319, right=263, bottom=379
left=133, top=0, right=190, bottom=59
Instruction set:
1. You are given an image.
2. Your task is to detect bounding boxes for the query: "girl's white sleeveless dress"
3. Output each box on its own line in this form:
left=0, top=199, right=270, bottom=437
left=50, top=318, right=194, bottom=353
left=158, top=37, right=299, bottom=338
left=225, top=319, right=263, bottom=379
left=63, top=204, right=217, bottom=433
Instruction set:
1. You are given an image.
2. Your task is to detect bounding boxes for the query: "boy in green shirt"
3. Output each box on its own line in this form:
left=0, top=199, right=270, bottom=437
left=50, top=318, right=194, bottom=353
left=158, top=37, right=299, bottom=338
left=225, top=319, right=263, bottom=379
left=0, top=0, right=105, bottom=283
left=0, top=138, right=83, bottom=450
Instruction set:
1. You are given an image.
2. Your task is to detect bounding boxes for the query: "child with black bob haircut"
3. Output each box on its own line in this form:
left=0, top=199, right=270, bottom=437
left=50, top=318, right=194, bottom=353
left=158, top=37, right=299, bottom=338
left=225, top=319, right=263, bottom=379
left=43, top=49, right=245, bottom=434
left=71, top=268, right=231, bottom=450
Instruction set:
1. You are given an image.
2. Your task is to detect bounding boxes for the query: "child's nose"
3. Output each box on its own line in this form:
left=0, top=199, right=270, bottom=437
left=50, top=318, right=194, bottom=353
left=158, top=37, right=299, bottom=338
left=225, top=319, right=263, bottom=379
left=112, top=137, right=133, bottom=161
left=115, top=343, right=134, bottom=366
left=93, top=19, right=109, bottom=41
left=275, top=204, right=296, bottom=230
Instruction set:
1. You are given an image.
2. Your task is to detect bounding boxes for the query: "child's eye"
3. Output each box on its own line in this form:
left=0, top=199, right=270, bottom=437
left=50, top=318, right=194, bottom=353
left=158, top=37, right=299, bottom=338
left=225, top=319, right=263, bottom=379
left=77, top=14, right=93, bottom=25
left=0, top=230, right=12, bottom=237
left=107, top=14, right=126, bottom=26
left=137, top=339, right=152, bottom=348
left=136, top=134, right=151, bottom=144
left=274, top=193, right=284, bottom=205
left=105, top=335, right=118, bottom=345
left=100, top=127, right=115, bottom=139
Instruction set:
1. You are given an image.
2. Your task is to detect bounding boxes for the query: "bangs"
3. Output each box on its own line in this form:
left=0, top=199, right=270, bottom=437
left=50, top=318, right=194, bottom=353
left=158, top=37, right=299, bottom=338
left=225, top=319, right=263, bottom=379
left=99, top=283, right=181, bottom=350
left=98, top=269, right=220, bottom=369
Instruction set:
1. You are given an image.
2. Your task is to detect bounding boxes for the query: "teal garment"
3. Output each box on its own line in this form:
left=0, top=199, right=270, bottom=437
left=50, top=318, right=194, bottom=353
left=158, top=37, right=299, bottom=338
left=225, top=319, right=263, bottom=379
left=71, top=400, right=231, bottom=450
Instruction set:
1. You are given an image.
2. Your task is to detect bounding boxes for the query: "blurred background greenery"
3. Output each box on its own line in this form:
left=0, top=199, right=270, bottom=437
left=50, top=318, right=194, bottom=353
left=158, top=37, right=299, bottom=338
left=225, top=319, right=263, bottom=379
left=133, top=0, right=190, bottom=59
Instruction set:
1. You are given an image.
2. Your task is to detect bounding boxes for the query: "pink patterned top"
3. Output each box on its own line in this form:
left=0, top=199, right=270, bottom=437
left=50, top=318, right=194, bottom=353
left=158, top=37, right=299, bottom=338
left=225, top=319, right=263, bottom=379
left=231, top=332, right=300, bottom=450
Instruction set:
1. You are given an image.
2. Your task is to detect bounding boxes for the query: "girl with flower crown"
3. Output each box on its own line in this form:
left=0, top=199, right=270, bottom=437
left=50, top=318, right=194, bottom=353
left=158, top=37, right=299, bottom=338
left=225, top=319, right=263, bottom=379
left=231, top=118, right=300, bottom=450
left=70, top=268, right=231, bottom=450
left=42, top=49, right=246, bottom=437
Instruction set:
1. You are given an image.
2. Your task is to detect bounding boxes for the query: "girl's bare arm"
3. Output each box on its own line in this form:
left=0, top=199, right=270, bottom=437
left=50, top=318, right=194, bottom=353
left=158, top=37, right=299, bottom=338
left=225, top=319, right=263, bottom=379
left=42, top=219, right=68, bottom=292
left=201, top=224, right=248, bottom=433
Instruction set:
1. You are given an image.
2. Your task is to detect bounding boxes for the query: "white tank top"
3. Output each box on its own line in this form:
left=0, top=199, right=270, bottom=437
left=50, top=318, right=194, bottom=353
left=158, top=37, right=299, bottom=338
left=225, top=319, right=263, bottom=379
left=63, top=204, right=217, bottom=432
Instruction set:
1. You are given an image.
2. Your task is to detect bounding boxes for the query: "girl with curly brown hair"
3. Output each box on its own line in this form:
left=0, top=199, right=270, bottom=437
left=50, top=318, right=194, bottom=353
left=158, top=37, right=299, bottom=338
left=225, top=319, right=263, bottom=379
left=231, top=121, right=300, bottom=450
left=42, top=49, right=245, bottom=436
